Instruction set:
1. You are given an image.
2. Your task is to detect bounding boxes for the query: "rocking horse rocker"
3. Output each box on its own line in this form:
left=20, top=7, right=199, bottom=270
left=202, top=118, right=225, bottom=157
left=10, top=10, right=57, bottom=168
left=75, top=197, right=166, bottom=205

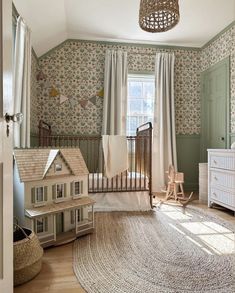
left=161, top=165, right=194, bottom=206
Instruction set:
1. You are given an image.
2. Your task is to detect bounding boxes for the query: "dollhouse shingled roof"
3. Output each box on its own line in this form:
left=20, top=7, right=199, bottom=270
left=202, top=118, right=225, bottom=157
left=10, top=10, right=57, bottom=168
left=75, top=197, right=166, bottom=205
left=14, top=148, right=89, bottom=182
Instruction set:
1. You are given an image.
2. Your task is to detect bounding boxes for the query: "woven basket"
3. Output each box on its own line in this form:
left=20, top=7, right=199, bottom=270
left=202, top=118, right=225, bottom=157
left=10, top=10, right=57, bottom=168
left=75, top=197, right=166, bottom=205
left=14, top=224, right=44, bottom=286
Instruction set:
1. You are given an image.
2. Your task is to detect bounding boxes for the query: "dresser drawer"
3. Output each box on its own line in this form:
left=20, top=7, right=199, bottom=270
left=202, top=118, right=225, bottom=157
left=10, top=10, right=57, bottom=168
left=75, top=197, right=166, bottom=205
left=209, top=154, right=235, bottom=170
left=210, top=187, right=235, bottom=208
left=210, top=170, right=235, bottom=190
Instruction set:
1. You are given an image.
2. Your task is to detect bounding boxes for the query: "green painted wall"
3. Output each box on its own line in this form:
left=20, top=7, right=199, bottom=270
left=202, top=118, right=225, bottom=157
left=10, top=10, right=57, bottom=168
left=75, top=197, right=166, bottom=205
left=176, top=135, right=200, bottom=191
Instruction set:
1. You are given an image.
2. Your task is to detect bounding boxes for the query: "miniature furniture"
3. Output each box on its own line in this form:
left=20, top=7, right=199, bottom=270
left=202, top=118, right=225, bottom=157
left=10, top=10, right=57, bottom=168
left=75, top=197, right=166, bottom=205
left=14, top=148, right=95, bottom=247
left=208, top=149, right=235, bottom=214
left=162, top=165, right=193, bottom=206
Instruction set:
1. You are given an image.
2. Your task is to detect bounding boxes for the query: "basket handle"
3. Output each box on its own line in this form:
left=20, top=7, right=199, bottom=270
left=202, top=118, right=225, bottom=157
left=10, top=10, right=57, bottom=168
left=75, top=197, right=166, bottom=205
left=14, top=217, right=30, bottom=240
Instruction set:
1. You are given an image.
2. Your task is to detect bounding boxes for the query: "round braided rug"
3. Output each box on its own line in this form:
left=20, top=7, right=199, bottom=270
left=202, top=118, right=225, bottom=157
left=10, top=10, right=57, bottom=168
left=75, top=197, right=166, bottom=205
left=73, top=205, right=235, bottom=293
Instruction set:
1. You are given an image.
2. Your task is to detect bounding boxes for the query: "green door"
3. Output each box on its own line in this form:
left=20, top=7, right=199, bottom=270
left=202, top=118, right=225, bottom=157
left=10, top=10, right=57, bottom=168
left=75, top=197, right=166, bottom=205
left=201, top=57, right=230, bottom=162
left=56, top=212, right=64, bottom=235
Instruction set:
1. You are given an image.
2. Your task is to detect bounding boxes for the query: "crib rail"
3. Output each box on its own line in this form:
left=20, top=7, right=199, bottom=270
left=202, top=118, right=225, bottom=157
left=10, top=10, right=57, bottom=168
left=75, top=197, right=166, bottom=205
left=37, top=121, right=152, bottom=198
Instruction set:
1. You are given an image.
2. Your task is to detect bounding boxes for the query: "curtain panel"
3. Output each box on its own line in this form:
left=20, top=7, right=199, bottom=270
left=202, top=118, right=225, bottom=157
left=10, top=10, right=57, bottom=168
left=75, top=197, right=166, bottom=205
left=152, top=53, right=177, bottom=192
left=13, top=16, right=31, bottom=148
left=102, top=50, right=128, bottom=135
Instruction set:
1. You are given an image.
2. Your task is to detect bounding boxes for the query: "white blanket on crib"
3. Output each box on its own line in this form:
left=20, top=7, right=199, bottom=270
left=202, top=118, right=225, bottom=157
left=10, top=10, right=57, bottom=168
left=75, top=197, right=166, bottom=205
left=102, top=135, right=128, bottom=178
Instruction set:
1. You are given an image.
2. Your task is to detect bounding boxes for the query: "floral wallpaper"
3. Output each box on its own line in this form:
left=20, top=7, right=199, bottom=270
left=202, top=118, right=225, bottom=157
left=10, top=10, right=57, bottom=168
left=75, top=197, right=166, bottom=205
left=200, top=24, right=235, bottom=133
left=30, top=51, right=39, bottom=134
left=34, top=41, right=201, bottom=136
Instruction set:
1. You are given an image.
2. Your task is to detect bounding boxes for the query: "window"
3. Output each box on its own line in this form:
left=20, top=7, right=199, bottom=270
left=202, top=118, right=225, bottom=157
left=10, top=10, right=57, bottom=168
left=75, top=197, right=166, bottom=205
left=127, top=74, right=155, bottom=136
left=31, top=186, right=47, bottom=205
left=56, top=184, right=64, bottom=199
left=55, top=163, right=62, bottom=172
left=36, top=217, right=48, bottom=234
left=74, top=181, right=83, bottom=196
left=36, top=187, right=44, bottom=203
left=77, top=209, right=83, bottom=223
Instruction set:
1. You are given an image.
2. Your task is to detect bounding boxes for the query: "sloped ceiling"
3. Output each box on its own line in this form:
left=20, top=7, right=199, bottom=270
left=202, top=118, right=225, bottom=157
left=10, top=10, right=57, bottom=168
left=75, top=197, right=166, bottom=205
left=14, top=0, right=235, bottom=57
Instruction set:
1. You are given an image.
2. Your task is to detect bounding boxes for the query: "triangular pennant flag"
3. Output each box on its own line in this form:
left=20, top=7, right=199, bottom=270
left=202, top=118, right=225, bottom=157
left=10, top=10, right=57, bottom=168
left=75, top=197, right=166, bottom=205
left=49, top=87, right=59, bottom=97
left=36, top=70, right=46, bottom=81
left=89, top=95, right=97, bottom=105
left=97, top=88, right=104, bottom=98
left=79, top=100, right=88, bottom=109
left=60, top=95, right=69, bottom=104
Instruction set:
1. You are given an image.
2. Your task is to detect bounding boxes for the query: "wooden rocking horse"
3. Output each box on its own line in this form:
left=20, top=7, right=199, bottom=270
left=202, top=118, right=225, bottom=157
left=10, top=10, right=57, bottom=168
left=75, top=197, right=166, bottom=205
left=161, top=165, right=194, bottom=206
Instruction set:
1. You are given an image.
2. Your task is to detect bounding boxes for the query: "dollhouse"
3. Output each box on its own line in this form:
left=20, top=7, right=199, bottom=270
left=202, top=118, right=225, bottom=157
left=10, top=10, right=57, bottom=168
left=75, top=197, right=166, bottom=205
left=13, top=148, right=95, bottom=247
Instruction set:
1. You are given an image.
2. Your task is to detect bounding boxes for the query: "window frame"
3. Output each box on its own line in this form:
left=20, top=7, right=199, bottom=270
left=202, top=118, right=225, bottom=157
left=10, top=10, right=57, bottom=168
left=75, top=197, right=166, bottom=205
left=36, top=218, right=44, bottom=234
left=35, top=186, right=44, bottom=203
left=74, top=181, right=82, bottom=197
left=127, top=73, right=155, bottom=136
left=56, top=183, right=65, bottom=200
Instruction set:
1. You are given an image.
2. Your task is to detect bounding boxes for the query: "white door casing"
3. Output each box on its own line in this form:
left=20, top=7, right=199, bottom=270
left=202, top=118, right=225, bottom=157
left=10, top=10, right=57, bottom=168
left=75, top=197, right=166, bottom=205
left=0, top=0, right=13, bottom=292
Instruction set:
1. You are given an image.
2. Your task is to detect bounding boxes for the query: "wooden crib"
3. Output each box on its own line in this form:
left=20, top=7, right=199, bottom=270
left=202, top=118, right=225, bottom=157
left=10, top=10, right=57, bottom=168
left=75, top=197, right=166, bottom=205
left=36, top=120, right=153, bottom=207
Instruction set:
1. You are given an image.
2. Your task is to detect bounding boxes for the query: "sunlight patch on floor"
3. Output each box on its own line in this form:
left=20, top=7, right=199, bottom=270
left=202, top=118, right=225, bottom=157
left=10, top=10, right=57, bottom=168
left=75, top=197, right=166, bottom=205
left=181, top=221, right=235, bottom=255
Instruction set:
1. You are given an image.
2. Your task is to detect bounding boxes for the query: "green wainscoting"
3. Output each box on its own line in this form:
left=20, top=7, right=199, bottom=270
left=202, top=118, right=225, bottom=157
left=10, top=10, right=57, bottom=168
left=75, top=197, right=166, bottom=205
left=176, top=134, right=200, bottom=191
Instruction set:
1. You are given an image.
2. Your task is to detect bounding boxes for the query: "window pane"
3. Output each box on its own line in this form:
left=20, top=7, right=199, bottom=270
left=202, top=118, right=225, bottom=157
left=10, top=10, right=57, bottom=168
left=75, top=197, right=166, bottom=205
left=143, top=82, right=155, bottom=98
left=75, top=182, right=80, bottom=195
left=37, top=219, right=43, bottom=233
left=127, top=75, right=155, bottom=136
left=128, top=82, right=142, bottom=98
left=36, top=187, right=44, bottom=202
left=143, top=99, right=153, bottom=114
left=57, top=184, right=64, bottom=198
left=128, top=99, right=142, bottom=114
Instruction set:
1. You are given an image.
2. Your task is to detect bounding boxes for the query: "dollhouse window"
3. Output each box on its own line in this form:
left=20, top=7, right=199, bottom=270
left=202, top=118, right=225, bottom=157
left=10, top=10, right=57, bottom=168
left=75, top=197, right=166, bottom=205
left=77, top=209, right=84, bottom=223
left=56, top=184, right=64, bottom=199
left=74, top=181, right=83, bottom=196
left=36, top=187, right=44, bottom=202
left=36, top=219, right=44, bottom=233
left=55, top=163, right=62, bottom=172
left=31, top=186, right=47, bottom=205
left=36, top=217, right=48, bottom=234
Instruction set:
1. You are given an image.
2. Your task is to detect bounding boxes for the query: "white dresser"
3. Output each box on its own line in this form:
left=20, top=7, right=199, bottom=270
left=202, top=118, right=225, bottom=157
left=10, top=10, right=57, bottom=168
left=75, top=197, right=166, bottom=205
left=208, top=149, right=235, bottom=214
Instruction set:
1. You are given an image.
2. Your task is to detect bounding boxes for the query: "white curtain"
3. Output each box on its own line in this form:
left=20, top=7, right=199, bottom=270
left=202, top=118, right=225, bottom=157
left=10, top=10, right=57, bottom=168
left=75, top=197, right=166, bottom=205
left=13, top=16, right=31, bottom=148
left=152, top=53, right=177, bottom=192
left=102, top=50, right=128, bottom=135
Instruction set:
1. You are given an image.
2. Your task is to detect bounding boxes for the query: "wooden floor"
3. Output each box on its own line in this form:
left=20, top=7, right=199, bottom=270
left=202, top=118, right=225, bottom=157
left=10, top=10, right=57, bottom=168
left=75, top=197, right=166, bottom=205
left=14, top=199, right=235, bottom=293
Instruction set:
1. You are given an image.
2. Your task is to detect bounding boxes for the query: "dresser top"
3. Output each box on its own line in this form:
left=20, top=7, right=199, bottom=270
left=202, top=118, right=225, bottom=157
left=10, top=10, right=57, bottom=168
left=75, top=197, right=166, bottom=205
left=208, top=149, right=235, bottom=152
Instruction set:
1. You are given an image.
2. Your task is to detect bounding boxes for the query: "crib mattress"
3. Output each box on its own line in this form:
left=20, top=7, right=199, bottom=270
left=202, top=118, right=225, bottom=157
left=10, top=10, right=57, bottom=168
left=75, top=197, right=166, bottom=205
left=88, top=172, right=149, bottom=191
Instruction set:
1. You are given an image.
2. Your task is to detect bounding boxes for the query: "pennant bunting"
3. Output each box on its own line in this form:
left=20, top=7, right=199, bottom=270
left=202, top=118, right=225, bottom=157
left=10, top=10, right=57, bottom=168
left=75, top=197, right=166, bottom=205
left=79, top=100, right=88, bottom=109
left=60, top=95, right=69, bottom=104
left=36, top=70, right=46, bottom=81
left=97, top=88, right=104, bottom=98
left=49, top=87, right=60, bottom=97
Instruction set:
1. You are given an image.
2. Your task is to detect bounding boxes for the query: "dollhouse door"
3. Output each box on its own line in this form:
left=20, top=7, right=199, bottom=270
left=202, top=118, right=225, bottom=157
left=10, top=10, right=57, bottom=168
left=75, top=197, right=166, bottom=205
left=56, top=213, right=64, bottom=235
left=0, top=0, right=14, bottom=292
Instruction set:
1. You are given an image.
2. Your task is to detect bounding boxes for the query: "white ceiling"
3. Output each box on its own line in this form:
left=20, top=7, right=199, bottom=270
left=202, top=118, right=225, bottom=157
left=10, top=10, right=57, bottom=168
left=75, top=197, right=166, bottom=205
left=14, top=0, right=235, bottom=57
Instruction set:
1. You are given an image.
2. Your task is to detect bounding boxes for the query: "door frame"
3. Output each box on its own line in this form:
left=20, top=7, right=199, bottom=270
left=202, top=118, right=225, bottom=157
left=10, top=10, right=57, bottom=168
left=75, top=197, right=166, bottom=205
left=200, top=56, right=230, bottom=162
left=0, top=0, right=13, bottom=291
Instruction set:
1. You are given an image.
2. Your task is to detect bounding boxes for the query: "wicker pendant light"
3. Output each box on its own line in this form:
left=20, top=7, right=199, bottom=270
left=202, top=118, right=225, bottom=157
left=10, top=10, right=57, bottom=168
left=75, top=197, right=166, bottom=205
left=139, top=0, right=180, bottom=33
